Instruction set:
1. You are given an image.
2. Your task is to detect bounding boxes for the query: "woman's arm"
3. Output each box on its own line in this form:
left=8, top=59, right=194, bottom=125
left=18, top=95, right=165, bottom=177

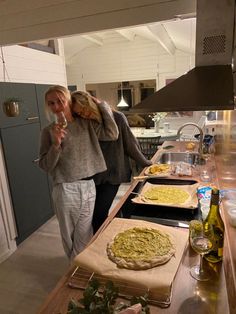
left=38, top=127, right=62, bottom=172
left=93, top=101, right=119, bottom=141
left=118, top=113, right=152, bottom=167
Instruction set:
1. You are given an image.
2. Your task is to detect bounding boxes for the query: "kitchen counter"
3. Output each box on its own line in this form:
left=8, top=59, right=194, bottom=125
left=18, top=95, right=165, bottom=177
left=37, top=141, right=234, bottom=314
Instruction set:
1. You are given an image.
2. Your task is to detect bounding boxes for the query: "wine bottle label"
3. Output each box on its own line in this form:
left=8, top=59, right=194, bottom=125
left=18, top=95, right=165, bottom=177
left=218, top=247, right=223, bottom=257
left=204, top=226, right=224, bottom=262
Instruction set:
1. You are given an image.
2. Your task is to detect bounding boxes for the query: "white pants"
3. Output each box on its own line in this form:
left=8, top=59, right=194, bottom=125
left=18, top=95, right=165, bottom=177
left=52, top=180, right=95, bottom=260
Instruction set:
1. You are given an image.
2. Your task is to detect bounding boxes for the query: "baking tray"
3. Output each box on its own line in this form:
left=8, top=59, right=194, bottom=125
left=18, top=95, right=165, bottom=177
left=120, top=178, right=200, bottom=223
left=139, top=177, right=198, bottom=186
left=132, top=178, right=198, bottom=209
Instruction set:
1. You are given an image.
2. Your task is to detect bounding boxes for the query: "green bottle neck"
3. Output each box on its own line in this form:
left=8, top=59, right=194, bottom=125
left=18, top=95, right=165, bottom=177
left=207, top=204, right=220, bottom=218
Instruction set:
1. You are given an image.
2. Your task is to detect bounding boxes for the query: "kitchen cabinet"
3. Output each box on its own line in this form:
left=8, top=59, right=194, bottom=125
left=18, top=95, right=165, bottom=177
left=0, top=82, right=53, bottom=245
left=0, top=123, right=53, bottom=244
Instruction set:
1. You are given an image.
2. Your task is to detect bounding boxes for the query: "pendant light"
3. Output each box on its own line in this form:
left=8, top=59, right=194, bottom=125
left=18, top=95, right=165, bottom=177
left=117, top=81, right=129, bottom=108
left=117, top=44, right=129, bottom=108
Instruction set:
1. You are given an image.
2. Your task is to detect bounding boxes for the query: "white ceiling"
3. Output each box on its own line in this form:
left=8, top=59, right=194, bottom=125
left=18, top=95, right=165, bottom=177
left=62, top=18, right=196, bottom=65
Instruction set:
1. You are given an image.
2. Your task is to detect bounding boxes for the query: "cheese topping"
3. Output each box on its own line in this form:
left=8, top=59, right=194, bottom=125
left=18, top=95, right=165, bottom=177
left=148, top=164, right=171, bottom=175
left=110, top=227, right=173, bottom=260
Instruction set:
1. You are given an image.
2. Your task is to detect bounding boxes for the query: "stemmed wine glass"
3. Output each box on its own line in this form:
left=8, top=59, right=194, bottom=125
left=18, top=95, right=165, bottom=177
left=189, top=220, right=214, bottom=281
left=54, top=111, right=68, bottom=129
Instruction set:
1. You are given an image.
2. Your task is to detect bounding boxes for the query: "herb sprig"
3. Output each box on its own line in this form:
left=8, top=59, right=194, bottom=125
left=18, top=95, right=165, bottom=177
left=67, top=279, right=150, bottom=314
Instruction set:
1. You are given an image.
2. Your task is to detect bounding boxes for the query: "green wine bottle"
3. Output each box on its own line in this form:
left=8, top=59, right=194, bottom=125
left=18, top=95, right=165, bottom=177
left=204, top=188, right=224, bottom=263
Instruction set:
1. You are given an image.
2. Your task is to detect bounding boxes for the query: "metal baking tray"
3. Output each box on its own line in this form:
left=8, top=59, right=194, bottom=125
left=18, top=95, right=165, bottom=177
left=120, top=178, right=200, bottom=224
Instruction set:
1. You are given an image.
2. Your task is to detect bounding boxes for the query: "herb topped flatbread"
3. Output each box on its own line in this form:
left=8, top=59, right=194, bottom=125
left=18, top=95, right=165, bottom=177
left=107, top=227, right=175, bottom=270
left=143, top=186, right=190, bottom=205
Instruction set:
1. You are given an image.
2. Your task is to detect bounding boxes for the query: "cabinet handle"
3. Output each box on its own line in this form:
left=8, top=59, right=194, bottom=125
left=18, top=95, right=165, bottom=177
left=32, top=158, right=40, bottom=163
left=26, top=116, right=39, bottom=121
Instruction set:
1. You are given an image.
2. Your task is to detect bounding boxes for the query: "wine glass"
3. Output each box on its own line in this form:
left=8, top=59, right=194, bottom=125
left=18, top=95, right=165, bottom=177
left=55, top=111, right=68, bottom=129
left=189, top=220, right=214, bottom=281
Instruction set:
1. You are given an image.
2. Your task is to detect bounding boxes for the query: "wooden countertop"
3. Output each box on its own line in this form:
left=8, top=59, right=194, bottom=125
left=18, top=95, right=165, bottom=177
left=37, top=141, right=235, bottom=314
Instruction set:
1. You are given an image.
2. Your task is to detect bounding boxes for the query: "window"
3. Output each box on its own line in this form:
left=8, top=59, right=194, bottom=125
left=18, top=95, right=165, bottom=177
left=140, top=87, right=155, bottom=101
left=68, top=85, right=77, bottom=92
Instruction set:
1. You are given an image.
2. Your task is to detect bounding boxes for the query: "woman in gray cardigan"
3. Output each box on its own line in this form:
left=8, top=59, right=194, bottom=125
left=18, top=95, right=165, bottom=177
left=72, top=94, right=152, bottom=233
left=92, top=110, right=152, bottom=233
left=39, top=86, right=118, bottom=260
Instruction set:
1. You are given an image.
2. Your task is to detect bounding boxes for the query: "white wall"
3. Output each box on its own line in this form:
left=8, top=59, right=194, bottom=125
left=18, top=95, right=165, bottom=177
left=0, top=41, right=67, bottom=85
left=66, top=34, right=195, bottom=91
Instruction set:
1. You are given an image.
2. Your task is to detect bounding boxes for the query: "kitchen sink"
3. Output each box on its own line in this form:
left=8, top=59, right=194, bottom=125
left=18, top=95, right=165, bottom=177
left=156, top=152, right=203, bottom=165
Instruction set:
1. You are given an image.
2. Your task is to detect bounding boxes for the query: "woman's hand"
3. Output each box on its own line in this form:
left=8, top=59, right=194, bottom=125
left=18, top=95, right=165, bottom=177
left=90, top=95, right=102, bottom=105
left=51, top=123, right=67, bottom=147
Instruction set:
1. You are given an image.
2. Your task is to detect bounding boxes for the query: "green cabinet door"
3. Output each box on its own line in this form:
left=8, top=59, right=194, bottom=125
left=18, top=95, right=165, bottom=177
left=0, top=123, right=53, bottom=244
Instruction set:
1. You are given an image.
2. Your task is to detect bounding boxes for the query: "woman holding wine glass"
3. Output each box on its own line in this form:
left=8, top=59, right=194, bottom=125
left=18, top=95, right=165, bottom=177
left=38, top=85, right=118, bottom=261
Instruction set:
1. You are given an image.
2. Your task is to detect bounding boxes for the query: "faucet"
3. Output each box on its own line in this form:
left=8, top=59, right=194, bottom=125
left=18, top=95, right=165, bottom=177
left=177, top=123, right=204, bottom=157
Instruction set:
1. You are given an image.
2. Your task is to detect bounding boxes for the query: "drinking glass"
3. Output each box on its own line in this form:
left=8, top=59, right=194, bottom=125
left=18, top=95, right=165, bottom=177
left=189, top=220, right=213, bottom=281
left=55, top=111, right=68, bottom=129
left=200, top=169, right=212, bottom=183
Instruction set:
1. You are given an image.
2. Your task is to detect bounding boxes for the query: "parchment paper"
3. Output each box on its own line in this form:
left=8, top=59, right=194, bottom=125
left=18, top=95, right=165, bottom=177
left=132, top=182, right=199, bottom=209
left=74, top=218, right=188, bottom=303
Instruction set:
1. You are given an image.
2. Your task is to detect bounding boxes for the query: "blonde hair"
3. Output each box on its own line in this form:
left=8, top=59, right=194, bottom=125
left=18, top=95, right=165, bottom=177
left=44, top=85, right=72, bottom=122
left=71, top=90, right=102, bottom=123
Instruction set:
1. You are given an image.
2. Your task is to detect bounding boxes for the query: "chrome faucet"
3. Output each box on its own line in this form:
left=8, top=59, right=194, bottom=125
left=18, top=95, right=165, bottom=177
left=177, top=123, right=204, bottom=156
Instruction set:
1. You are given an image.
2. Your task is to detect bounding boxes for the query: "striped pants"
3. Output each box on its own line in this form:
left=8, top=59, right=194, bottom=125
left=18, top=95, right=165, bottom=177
left=52, top=179, right=95, bottom=260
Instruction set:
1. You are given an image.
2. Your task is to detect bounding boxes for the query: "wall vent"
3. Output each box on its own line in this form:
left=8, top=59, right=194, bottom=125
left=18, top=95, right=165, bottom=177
left=196, top=0, right=234, bottom=66
left=203, top=35, right=226, bottom=55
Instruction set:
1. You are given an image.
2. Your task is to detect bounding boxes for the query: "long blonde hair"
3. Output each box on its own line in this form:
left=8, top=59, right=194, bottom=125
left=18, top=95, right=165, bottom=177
left=44, top=85, right=72, bottom=122
left=71, top=91, right=102, bottom=123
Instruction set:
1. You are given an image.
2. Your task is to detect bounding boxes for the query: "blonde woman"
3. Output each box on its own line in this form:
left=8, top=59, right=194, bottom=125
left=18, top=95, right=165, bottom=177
left=71, top=90, right=102, bottom=122
left=39, top=86, right=118, bottom=260
left=71, top=91, right=152, bottom=233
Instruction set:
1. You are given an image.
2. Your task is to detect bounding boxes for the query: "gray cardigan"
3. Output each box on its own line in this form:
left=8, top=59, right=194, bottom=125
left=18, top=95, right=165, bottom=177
left=93, top=111, right=152, bottom=185
left=39, top=102, right=118, bottom=185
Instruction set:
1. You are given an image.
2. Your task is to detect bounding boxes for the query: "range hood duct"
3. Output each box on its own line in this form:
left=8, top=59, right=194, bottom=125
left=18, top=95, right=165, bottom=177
left=132, top=0, right=235, bottom=113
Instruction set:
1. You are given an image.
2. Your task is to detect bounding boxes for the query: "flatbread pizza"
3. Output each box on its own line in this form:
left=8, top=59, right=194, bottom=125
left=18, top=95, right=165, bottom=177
left=142, top=186, right=190, bottom=205
left=144, top=164, right=171, bottom=177
left=107, top=227, right=176, bottom=270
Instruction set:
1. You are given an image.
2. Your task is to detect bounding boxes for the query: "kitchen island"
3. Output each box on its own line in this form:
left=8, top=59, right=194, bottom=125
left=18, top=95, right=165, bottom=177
left=38, top=141, right=235, bottom=314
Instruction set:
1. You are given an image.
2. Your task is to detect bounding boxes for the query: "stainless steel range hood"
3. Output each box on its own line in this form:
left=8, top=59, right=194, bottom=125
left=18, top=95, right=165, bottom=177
left=132, top=0, right=235, bottom=113
left=133, top=65, right=234, bottom=113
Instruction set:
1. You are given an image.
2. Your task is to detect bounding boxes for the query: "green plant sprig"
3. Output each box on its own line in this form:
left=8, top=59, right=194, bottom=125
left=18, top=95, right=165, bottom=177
left=67, top=279, right=150, bottom=314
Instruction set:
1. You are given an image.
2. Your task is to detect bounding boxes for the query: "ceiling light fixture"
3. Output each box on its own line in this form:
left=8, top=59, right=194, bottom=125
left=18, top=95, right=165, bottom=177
left=117, top=44, right=129, bottom=108
left=117, top=82, right=129, bottom=108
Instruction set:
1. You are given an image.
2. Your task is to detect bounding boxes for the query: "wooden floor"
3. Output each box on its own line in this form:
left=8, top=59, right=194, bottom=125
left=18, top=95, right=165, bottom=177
left=0, top=183, right=130, bottom=314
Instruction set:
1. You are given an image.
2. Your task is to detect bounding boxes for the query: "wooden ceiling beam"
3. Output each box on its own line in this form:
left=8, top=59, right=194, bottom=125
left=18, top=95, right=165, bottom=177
left=116, top=29, right=135, bottom=41
left=81, top=34, right=103, bottom=46
left=148, top=24, right=176, bottom=55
